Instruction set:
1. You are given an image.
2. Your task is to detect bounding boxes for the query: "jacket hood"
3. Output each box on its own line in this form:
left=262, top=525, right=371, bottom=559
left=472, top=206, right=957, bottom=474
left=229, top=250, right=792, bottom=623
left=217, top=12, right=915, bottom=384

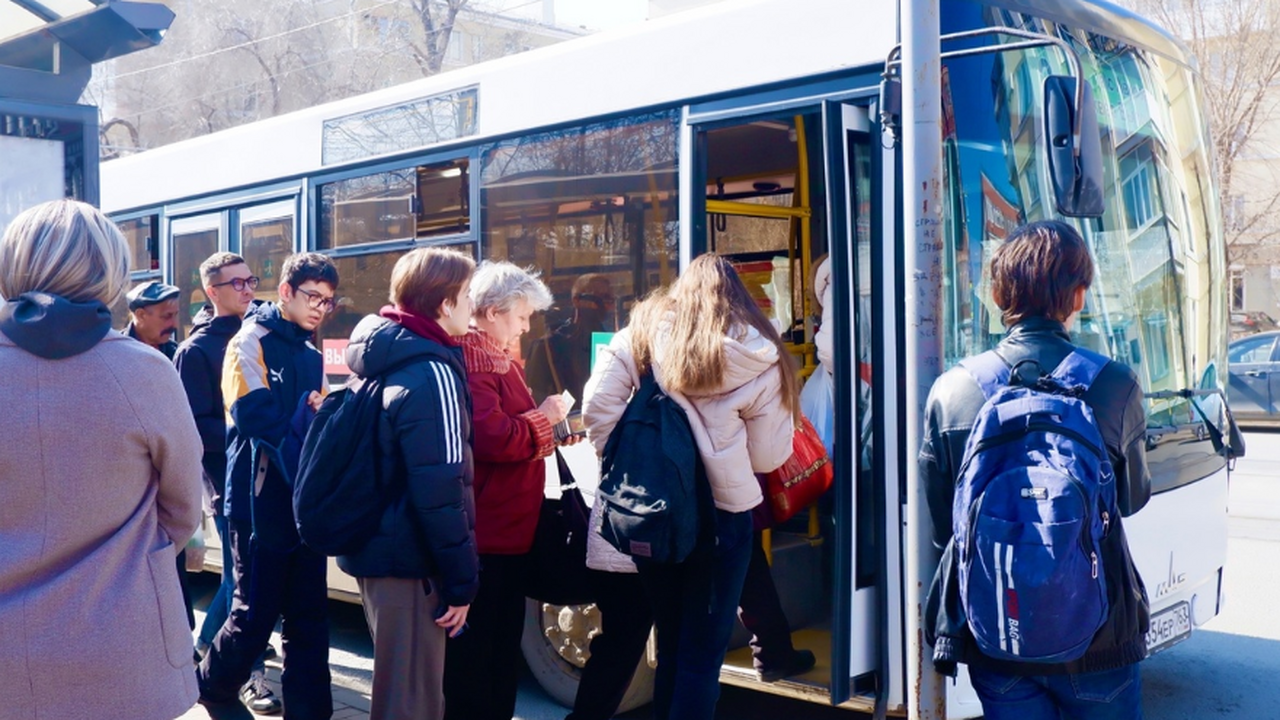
left=0, top=292, right=113, bottom=359
left=653, top=317, right=779, bottom=397
left=346, top=315, right=457, bottom=378
left=245, top=300, right=312, bottom=344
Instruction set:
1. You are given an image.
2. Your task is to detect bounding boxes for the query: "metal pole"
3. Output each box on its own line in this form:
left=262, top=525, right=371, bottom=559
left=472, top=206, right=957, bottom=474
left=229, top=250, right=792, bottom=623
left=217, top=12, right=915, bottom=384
left=902, top=0, right=945, bottom=718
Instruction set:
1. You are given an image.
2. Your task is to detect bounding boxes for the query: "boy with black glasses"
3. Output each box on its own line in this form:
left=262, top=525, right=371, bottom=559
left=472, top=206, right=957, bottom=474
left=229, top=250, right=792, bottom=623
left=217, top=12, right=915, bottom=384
left=198, top=252, right=339, bottom=719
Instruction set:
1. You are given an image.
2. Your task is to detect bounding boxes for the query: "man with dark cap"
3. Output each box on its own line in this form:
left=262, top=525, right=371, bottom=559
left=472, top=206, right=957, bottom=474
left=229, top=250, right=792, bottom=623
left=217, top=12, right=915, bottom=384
left=125, top=280, right=181, bottom=359
left=122, top=280, right=196, bottom=649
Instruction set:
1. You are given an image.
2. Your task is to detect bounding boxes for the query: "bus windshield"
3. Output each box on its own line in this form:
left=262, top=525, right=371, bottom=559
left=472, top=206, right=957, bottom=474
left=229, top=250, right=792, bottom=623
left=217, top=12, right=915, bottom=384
left=939, top=0, right=1228, bottom=490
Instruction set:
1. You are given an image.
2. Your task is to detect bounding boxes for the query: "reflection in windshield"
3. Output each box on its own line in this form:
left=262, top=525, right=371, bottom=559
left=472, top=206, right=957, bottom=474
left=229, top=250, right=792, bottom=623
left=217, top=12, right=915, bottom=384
left=941, top=1, right=1226, bottom=441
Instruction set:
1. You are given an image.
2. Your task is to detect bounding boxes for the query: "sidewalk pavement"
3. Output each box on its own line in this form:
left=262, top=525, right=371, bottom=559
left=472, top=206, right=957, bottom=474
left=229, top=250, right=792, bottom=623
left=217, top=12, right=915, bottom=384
left=174, top=660, right=370, bottom=720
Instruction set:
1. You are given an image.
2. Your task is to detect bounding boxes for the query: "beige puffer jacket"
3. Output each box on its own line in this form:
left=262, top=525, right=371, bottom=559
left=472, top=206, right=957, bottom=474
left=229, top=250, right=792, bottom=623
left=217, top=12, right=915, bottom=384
left=581, top=323, right=794, bottom=572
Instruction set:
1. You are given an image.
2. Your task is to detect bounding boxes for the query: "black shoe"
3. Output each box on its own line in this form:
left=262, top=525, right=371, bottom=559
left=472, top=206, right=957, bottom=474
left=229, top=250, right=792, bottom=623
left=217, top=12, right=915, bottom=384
left=758, top=649, right=816, bottom=683
left=240, top=672, right=283, bottom=715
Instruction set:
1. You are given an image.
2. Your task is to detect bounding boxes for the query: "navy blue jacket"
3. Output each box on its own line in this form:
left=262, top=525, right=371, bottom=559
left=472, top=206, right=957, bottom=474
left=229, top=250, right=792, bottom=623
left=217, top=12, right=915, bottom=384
left=336, top=316, right=480, bottom=607
left=173, top=305, right=241, bottom=514
left=223, top=301, right=325, bottom=550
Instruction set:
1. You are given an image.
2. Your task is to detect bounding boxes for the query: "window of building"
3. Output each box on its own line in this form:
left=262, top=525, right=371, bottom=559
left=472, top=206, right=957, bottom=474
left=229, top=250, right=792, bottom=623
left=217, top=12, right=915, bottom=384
left=1230, top=267, right=1245, bottom=311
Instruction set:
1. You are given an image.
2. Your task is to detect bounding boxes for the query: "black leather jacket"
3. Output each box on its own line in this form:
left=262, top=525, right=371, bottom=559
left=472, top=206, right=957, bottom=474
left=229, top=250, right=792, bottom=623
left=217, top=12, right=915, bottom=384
left=922, top=317, right=1152, bottom=676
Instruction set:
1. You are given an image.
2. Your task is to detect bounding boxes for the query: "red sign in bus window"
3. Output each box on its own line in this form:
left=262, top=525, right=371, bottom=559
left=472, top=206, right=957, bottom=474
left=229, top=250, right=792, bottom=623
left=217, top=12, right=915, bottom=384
left=322, top=339, right=350, bottom=376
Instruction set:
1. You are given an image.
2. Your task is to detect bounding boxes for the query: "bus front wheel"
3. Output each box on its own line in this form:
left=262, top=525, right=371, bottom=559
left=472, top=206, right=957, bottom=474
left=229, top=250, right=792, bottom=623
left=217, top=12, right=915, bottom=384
left=520, top=598, right=655, bottom=712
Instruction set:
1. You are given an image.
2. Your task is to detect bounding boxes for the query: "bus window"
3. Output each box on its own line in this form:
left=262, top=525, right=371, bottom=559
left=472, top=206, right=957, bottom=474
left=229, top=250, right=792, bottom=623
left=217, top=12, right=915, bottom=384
left=315, top=243, right=478, bottom=386
left=239, top=201, right=294, bottom=306
left=170, top=213, right=221, bottom=341
left=480, top=112, right=679, bottom=404
left=117, top=214, right=159, bottom=273
left=317, top=158, right=470, bottom=249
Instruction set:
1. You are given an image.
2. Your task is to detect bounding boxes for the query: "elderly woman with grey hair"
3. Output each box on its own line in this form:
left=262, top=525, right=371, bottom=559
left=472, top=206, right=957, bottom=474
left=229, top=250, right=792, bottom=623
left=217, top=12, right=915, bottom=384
left=0, top=199, right=204, bottom=719
left=442, top=260, right=571, bottom=720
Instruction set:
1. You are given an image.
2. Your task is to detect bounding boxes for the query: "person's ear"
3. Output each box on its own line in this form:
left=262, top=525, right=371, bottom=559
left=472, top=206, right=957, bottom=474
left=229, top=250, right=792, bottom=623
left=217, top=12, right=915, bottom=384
left=441, top=301, right=454, bottom=319
left=1073, top=285, right=1087, bottom=313
left=279, top=282, right=294, bottom=303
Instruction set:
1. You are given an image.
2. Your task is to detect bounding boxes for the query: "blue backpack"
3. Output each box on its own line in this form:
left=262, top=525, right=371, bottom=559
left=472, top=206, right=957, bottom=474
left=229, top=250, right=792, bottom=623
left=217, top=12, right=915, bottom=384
left=598, top=373, right=714, bottom=564
left=954, top=348, right=1117, bottom=663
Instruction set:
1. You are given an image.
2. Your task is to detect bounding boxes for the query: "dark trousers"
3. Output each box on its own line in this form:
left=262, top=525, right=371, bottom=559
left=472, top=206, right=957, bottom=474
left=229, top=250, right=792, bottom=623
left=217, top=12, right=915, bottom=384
left=568, top=570, right=654, bottom=720
left=737, top=531, right=797, bottom=672
left=198, top=518, right=332, bottom=719
left=636, top=509, right=754, bottom=720
left=177, top=548, right=195, bottom=630
left=443, top=553, right=529, bottom=720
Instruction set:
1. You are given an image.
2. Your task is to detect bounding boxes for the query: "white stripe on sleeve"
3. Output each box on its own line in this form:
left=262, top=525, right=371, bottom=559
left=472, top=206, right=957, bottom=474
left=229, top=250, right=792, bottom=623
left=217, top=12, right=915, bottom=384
left=429, top=361, right=462, bottom=463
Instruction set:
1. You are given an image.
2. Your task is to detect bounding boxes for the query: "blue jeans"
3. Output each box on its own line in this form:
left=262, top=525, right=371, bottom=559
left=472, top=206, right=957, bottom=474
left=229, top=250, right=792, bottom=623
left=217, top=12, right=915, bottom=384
left=969, top=663, right=1144, bottom=720
left=198, top=514, right=234, bottom=647
left=636, top=509, right=754, bottom=720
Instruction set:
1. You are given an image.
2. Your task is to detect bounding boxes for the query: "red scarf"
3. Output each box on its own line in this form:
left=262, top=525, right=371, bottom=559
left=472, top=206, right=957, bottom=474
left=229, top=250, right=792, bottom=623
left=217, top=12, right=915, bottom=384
left=379, top=305, right=459, bottom=346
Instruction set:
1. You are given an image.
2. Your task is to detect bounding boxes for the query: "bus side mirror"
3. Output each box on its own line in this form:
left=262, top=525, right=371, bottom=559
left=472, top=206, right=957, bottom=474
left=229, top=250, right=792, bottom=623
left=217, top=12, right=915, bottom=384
left=1043, top=75, right=1104, bottom=218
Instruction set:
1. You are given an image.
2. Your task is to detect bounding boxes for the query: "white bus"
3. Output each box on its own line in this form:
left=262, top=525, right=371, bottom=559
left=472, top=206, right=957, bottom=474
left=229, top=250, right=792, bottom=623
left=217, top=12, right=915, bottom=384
left=101, top=0, right=1238, bottom=716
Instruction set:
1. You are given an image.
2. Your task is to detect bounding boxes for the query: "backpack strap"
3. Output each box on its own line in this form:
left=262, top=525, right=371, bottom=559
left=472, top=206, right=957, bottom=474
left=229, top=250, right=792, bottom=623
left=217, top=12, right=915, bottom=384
left=1047, top=348, right=1110, bottom=393
left=958, top=350, right=1011, bottom=401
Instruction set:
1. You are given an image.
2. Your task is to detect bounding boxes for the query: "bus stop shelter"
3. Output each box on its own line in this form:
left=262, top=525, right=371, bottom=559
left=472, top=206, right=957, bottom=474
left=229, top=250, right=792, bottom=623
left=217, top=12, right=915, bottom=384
left=0, top=0, right=173, bottom=229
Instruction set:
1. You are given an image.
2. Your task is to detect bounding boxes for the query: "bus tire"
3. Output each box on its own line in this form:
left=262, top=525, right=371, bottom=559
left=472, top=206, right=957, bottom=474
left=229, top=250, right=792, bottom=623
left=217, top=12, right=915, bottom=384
left=520, top=598, right=655, bottom=712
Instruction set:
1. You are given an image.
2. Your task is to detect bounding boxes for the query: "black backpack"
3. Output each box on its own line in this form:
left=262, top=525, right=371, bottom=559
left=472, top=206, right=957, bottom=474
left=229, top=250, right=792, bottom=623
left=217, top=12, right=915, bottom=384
left=598, top=373, right=713, bottom=564
left=293, top=366, right=403, bottom=556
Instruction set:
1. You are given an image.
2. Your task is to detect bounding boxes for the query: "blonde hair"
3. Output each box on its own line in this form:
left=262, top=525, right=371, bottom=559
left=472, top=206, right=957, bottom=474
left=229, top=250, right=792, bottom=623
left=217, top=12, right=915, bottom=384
left=630, top=253, right=799, bottom=422
left=0, top=199, right=130, bottom=307
left=390, top=247, right=475, bottom=319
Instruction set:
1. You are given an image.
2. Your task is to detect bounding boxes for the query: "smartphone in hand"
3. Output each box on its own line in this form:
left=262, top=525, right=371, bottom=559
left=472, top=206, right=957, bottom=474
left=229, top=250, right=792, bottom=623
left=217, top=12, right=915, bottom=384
left=554, top=411, right=587, bottom=443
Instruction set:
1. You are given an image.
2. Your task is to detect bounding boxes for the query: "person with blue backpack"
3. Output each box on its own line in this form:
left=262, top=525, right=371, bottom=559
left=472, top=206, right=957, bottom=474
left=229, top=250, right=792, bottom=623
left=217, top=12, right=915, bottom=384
left=922, top=220, right=1152, bottom=720
left=582, top=253, right=797, bottom=720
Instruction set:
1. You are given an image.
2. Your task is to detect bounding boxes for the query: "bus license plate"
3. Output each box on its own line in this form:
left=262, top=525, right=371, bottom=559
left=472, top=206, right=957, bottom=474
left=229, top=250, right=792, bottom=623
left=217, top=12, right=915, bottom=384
left=1145, top=601, right=1191, bottom=654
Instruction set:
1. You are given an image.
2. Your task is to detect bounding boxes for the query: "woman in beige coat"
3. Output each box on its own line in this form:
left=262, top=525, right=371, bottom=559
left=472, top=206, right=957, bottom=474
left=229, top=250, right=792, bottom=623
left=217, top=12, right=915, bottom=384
left=582, top=253, right=797, bottom=720
left=0, top=200, right=204, bottom=720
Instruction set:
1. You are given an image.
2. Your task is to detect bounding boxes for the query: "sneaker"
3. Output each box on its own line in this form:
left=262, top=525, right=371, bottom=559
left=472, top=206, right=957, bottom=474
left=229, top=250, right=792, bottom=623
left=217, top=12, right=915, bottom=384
left=240, top=672, right=283, bottom=716
left=758, top=649, right=816, bottom=683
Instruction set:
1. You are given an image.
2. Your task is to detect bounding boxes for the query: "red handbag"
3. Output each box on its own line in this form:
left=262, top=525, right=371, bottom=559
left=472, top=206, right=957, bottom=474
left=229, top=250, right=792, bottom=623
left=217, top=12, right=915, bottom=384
left=761, top=416, right=834, bottom=524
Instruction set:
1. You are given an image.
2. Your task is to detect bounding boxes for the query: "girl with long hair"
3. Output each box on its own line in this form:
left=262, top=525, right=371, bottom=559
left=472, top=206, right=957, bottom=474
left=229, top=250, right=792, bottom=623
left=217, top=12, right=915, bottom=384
left=582, top=253, right=797, bottom=720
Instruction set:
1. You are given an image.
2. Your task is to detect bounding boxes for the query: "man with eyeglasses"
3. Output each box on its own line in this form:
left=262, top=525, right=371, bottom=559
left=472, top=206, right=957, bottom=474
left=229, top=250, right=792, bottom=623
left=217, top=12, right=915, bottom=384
left=173, top=252, right=282, bottom=715
left=198, top=252, right=340, bottom=719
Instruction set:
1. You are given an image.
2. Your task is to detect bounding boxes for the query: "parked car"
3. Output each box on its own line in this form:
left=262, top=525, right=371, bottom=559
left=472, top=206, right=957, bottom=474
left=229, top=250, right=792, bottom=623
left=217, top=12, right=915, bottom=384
left=1227, top=330, right=1280, bottom=426
left=1230, top=311, right=1279, bottom=339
